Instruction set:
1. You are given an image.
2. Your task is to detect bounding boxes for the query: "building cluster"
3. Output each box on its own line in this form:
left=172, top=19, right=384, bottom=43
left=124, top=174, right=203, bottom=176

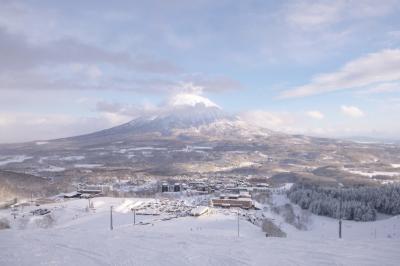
left=159, top=176, right=271, bottom=210
left=133, top=199, right=197, bottom=217
left=161, top=177, right=269, bottom=194
left=61, top=174, right=272, bottom=211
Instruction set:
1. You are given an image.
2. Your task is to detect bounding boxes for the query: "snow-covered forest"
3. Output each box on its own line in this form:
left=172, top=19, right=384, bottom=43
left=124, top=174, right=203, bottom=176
left=287, top=184, right=400, bottom=221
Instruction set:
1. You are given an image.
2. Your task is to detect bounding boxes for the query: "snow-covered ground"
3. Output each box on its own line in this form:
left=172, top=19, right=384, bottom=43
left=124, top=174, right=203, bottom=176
left=74, top=164, right=103, bottom=168
left=342, top=167, right=400, bottom=177
left=0, top=197, right=399, bottom=266
left=38, top=165, right=66, bottom=172
left=0, top=155, right=32, bottom=166
left=59, top=156, right=85, bottom=161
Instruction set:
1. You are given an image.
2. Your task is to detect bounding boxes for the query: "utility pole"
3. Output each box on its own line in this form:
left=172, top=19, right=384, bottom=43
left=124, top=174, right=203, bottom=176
left=11, top=206, right=17, bottom=220
left=110, top=206, right=113, bottom=231
left=339, top=183, right=343, bottom=239
left=132, top=208, right=136, bottom=225
left=237, top=209, right=240, bottom=238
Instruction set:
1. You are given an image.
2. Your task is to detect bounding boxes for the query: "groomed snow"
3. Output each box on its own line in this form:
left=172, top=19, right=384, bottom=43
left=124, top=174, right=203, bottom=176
left=1, top=197, right=399, bottom=266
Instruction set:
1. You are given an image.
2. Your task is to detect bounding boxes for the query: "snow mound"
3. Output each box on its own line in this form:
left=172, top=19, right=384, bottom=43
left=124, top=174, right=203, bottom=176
left=115, top=199, right=144, bottom=214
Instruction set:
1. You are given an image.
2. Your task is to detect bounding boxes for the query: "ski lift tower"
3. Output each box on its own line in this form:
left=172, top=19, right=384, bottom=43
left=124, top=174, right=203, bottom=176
left=338, top=183, right=344, bottom=239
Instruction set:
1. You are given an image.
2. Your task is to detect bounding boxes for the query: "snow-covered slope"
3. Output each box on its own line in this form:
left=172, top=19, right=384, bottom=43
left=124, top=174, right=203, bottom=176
left=129, top=104, right=231, bottom=133
left=71, top=93, right=272, bottom=141
left=1, top=197, right=399, bottom=266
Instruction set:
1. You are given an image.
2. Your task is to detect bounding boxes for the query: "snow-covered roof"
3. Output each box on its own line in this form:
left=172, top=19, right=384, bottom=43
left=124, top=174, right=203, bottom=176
left=63, top=191, right=81, bottom=197
left=191, top=206, right=209, bottom=216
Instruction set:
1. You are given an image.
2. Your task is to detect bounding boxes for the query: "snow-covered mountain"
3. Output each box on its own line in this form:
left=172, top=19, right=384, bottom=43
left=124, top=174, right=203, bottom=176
left=1, top=92, right=399, bottom=189
left=73, top=93, right=271, bottom=141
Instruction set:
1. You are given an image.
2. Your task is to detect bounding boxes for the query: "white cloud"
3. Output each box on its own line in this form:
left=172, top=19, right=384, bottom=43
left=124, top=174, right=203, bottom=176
left=280, top=49, right=400, bottom=98
left=240, top=111, right=296, bottom=132
left=70, top=64, right=102, bottom=80
left=341, top=105, right=364, bottom=118
left=0, top=115, right=15, bottom=126
left=285, top=1, right=344, bottom=29
left=0, top=112, right=125, bottom=143
left=99, top=112, right=131, bottom=125
left=361, top=82, right=400, bottom=94
left=285, top=0, right=399, bottom=30
left=239, top=108, right=399, bottom=139
left=173, top=82, right=204, bottom=95
left=306, top=110, right=324, bottom=119
left=241, top=110, right=334, bottom=136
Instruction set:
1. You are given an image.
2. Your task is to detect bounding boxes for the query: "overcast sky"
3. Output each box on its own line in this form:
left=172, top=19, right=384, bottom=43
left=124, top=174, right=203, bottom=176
left=1, top=0, right=400, bottom=143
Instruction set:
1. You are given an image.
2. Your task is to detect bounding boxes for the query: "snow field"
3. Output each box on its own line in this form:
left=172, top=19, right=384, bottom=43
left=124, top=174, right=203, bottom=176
left=0, top=197, right=399, bottom=266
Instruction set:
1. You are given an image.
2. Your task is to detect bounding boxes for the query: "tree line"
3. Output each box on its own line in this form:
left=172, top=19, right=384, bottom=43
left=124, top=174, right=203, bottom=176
left=287, top=183, right=400, bottom=221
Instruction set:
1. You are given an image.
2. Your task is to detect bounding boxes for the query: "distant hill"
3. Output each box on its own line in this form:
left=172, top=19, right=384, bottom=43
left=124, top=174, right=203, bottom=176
left=0, top=170, right=61, bottom=202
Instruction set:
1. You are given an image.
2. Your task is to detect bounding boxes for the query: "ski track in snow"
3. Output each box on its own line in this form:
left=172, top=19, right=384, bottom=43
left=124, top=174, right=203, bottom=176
left=2, top=229, right=399, bottom=266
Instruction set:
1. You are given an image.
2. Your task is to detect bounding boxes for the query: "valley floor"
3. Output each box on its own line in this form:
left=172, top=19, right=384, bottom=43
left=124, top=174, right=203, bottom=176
left=1, top=197, right=399, bottom=266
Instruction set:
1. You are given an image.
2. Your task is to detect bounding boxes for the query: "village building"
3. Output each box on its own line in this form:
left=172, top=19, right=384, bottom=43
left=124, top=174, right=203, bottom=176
left=210, top=194, right=253, bottom=209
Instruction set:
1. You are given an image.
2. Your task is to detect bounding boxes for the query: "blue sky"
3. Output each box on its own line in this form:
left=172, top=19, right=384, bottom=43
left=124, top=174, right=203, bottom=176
left=1, top=0, right=400, bottom=143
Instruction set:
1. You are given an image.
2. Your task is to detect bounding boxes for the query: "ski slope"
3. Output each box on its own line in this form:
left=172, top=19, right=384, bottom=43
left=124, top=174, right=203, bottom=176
left=0, top=197, right=399, bottom=266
